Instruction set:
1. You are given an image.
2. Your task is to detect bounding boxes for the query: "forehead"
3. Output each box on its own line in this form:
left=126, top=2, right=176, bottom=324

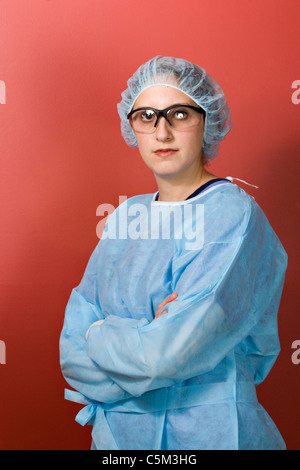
left=133, top=85, right=196, bottom=109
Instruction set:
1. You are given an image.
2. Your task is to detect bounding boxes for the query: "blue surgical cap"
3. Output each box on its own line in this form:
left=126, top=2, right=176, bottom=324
left=117, top=56, right=232, bottom=163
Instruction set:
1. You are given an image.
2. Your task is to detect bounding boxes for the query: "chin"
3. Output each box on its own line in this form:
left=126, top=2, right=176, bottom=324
left=154, top=169, right=183, bottom=179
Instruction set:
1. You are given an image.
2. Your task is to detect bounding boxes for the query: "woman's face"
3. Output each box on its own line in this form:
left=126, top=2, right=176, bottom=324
left=131, top=86, right=205, bottom=181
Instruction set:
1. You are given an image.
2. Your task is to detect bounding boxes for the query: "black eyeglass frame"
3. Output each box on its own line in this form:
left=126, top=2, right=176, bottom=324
left=127, top=104, right=206, bottom=129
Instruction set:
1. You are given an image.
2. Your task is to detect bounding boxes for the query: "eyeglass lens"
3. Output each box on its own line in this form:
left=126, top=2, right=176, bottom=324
left=129, top=105, right=204, bottom=133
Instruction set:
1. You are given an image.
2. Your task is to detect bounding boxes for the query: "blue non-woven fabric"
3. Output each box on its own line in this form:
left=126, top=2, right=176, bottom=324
left=60, top=182, right=287, bottom=450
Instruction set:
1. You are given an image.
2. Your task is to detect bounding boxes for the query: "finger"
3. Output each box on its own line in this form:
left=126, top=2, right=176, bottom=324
left=156, top=293, right=178, bottom=314
left=159, top=292, right=178, bottom=308
left=168, top=292, right=178, bottom=300
left=154, top=309, right=168, bottom=320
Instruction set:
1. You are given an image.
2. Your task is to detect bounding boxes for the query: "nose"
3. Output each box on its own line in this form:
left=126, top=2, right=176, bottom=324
left=155, top=116, right=174, bottom=142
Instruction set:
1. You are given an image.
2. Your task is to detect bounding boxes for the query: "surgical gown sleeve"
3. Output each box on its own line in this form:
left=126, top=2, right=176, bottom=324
left=85, top=194, right=287, bottom=397
left=59, top=244, right=131, bottom=403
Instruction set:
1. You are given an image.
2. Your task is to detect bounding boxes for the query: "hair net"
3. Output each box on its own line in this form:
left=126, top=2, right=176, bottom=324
left=117, top=56, right=232, bottom=164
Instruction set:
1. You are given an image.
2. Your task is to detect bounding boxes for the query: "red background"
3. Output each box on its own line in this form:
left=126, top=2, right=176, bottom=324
left=0, top=0, right=299, bottom=450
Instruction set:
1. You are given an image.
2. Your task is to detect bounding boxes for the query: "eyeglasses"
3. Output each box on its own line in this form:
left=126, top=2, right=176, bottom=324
left=127, top=104, right=206, bottom=134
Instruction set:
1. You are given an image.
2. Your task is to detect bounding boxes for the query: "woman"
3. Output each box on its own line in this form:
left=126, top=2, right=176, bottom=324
left=60, top=56, right=287, bottom=450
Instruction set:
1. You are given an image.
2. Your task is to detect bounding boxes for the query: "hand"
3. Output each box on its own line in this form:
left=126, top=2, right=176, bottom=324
left=154, top=292, right=178, bottom=320
left=85, top=319, right=105, bottom=340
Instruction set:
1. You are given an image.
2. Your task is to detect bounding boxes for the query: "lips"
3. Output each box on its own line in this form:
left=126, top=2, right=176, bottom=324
left=154, top=148, right=178, bottom=157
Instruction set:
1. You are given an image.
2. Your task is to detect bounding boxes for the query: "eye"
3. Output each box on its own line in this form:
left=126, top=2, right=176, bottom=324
left=169, top=108, right=189, bottom=120
left=140, top=110, right=155, bottom=121
left=175, top=111, right=187, bottom=119
left=131, top=109, right=156, bottom=123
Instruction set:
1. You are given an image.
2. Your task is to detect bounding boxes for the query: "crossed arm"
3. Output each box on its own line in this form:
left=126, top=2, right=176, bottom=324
left=60, top=199, right=284, bottom=400
left=85, top=292, right=178, bottom=339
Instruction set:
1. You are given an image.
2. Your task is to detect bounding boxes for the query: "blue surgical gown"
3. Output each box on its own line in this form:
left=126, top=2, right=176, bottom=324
left=59, top=182, right=288, bottom=450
